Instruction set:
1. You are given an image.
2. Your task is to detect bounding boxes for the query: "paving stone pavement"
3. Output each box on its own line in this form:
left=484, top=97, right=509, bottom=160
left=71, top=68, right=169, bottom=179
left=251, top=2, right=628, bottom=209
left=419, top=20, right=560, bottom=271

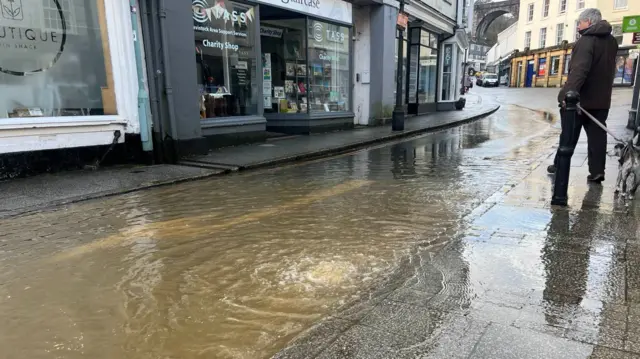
left=273, top=88, right=640, bottom=359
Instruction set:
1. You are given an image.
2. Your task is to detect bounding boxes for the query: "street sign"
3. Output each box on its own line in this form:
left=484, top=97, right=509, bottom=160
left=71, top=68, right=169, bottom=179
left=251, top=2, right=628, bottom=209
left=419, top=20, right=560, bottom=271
left=633, top=32, right=640, bottom=45
left=397, top=12, right=408, bottom=29
left=623, top=16, right=640, bottom=33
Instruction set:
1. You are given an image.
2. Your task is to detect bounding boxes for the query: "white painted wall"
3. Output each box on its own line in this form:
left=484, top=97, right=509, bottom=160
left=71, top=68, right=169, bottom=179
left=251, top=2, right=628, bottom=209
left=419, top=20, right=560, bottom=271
left=353, top=5, right=372, bottom=125
left=486, top=22, right=518, bottom=64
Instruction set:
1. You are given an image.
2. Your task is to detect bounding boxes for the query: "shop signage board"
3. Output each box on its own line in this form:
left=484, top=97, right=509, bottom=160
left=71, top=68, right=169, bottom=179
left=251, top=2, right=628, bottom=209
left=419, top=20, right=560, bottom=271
left=633, top=32, right=640, bottom=45
left=255, top=0, right=352, bottom=25
left=623, top=16, right=640, bottom=33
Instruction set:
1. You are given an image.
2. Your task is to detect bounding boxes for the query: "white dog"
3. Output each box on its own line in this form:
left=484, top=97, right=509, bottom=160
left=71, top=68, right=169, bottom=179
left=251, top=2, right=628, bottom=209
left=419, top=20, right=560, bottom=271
left=611, top=133, right=640, bottom=200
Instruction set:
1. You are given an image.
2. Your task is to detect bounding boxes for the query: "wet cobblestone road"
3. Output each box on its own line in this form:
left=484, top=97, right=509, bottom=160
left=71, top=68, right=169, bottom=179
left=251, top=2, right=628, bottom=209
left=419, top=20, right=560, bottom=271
left=1, top=88, right=639, bottom=359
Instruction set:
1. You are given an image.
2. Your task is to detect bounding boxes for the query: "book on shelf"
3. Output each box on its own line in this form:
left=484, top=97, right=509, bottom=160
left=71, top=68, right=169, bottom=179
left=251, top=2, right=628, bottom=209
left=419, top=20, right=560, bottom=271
left=295, top=64, right=306, bottom=76
left=284, top=80, right=295, bottom=94
left=297, top=82, right=306, bottom=94
left=286, top=63, right=296, bottom=77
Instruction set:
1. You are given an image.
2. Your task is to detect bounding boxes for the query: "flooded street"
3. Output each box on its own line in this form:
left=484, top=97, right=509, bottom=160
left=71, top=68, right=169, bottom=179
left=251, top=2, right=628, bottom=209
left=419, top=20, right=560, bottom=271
left=0, top=105, right=560, bottom=358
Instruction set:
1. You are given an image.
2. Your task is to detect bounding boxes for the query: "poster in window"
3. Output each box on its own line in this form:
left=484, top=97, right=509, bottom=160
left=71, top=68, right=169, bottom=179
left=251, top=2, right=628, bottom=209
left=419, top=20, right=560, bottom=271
left=538, top=58, right=547, bottom=76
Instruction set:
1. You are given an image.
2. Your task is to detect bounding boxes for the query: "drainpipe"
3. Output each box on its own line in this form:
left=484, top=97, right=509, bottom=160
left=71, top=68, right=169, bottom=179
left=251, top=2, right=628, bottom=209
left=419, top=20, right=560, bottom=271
left=158, top=0, right=180, bottom=156
left=130, top=1, right=153, bottom=152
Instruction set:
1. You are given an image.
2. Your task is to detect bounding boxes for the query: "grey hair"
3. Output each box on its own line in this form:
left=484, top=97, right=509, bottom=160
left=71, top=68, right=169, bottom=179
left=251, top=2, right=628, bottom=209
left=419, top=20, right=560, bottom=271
left=578, top=8, right=602, bottom=24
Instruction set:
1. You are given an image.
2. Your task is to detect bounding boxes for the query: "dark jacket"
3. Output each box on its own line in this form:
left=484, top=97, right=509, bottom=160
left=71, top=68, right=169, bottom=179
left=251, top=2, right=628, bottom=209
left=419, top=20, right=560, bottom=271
left=558, top=20, right=618, bottom=109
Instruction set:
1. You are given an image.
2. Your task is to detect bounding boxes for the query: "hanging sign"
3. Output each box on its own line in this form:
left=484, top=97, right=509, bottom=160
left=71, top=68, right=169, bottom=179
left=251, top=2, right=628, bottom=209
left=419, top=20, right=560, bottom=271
left=260, top=26, right=284, bottom=38
left=397, top=12, right=408, bottom=29
left=623, top=16, right=640, bottom=33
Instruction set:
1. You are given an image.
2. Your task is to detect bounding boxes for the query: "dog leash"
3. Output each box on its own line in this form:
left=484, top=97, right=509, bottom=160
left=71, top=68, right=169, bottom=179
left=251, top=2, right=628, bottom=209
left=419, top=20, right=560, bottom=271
left=576, top=104, right=626, bottom=145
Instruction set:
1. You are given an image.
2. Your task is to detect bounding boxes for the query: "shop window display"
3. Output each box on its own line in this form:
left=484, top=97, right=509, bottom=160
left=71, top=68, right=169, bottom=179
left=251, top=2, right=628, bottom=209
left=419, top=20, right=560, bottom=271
left=307, top=20, right=350, bottom=113
left=0, top=0, right=109, bottom=118
left=614, top=54, right=635, bottom=85
left=194, top=0, right=257, bottom=118
left=261, top=18, right=307, bottom=114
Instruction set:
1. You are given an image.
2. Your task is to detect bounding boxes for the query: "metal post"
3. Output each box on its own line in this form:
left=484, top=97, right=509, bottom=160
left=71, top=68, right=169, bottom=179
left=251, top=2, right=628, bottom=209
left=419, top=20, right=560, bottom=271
left=392, top=0, right=406, bottom=132
left=551, top=90, right=580, bottom=206
left=630, top=58, right=640, bottom=131
left=130, top=1, right=153, bottom=152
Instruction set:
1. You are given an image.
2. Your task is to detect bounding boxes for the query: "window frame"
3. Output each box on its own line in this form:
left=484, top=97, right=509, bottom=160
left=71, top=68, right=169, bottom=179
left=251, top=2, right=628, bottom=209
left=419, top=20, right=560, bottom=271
left=542, top=0, right=550, bottom=18
left=563, top=54, right=571, bottom=74
left=558, top=0, right=567, bottom=13
left=539, top=27, right=547, bottom=49
left=614, top=0, right=627, bottom=9
left=556, top=23, right=564, bottom=45
left=550, top=56, right=561, bottom=75
left=576, top=0, right=585, bottom=10
left=527, top=3, right=535, bottom=22
left=524, top=31, right=532, bottom=49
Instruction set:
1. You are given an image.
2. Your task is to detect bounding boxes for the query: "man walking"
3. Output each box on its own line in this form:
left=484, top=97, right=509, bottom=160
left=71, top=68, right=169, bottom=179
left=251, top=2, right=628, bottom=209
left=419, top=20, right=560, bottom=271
left=548, top=8, right=618, bottom=182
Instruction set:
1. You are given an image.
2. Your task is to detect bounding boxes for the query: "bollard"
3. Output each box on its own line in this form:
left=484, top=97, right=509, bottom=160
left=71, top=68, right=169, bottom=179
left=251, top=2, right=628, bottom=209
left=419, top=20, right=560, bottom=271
left=551, top=90, right=580, bottom=206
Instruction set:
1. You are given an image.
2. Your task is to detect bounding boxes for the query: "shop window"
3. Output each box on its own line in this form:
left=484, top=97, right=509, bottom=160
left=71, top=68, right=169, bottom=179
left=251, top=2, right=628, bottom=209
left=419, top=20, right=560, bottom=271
left=394, top=36, right=408, bottom=105
left=195, top=1, right=257, bottom=118
left=418, top=47, right=437, bottom=103
left=614, top=55, right=635, bottom=85
left=420, top=31, right=430, bottom=47
left=441, top=44, right=453, bottom=101
left=538, top=58, right=547, bottom=76
left=410, top=28, right=420, bottom=45
left=612, top=25, right=623, bottom=45
left=307, top=20, right=350, bottom=113
left=0, top=0, right=112, bottom=119
left=550, top=56, right=560, bottom=75
left=408, top=45, right=419, bottom=103
left=563, top=54, right=571, bottom=74
left=261, top=18, right=306, bottom=114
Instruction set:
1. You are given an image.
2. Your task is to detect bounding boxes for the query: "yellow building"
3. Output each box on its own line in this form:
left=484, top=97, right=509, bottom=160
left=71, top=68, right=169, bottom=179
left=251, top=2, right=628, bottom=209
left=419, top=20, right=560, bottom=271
left=516, top=0, right=639, bottom=52
left=509, top=0, right=639, bottom=88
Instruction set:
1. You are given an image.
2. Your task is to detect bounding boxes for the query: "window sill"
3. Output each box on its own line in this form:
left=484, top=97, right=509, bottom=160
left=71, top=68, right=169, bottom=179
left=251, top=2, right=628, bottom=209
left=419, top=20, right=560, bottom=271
left=0, top=115, right=127, bottom=130
left=613, top=7, right=628, bottom=12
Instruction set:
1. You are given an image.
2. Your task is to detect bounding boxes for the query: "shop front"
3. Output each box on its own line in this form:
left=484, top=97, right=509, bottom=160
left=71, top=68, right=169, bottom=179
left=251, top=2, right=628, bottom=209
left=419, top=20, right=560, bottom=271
left=401, top=0, right=461, bottom=116
left=143, top=0, right=353, bottom=156
left=258, top=5, right=352, bottom=133
left=406, top=26, right=439, bottom=115
left=0, top=0, right=140, bottom=156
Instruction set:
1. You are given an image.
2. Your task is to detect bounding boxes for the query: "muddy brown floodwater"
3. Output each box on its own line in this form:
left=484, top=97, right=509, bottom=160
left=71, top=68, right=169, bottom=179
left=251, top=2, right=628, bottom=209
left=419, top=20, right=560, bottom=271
left=0, top=106, right=555, bottom=359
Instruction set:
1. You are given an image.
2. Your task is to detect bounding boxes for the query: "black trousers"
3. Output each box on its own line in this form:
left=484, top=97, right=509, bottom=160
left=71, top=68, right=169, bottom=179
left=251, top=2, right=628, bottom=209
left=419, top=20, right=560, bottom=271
left=554, top=108, right=609, bottom=175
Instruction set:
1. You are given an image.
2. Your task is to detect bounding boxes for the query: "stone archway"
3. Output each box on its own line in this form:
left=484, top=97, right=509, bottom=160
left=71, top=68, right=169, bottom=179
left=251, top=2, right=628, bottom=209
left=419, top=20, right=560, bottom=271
left=472, top=0, right=519, bottom=42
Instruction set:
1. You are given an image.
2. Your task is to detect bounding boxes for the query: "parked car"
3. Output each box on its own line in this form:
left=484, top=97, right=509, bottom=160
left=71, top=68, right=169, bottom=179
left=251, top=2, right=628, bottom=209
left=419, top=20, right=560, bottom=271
left=478, top=73, right=499, bottom=87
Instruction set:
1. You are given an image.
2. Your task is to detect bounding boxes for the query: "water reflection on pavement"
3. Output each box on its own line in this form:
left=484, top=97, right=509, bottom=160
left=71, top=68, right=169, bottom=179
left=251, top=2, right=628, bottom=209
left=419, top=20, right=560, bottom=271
left=0, top=105, right=597, bottom=359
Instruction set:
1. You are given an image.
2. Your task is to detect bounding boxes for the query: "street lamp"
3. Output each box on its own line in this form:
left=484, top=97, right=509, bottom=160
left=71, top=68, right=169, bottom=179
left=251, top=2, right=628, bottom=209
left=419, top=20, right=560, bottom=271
left=392, top=0, right=408, bottom=131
